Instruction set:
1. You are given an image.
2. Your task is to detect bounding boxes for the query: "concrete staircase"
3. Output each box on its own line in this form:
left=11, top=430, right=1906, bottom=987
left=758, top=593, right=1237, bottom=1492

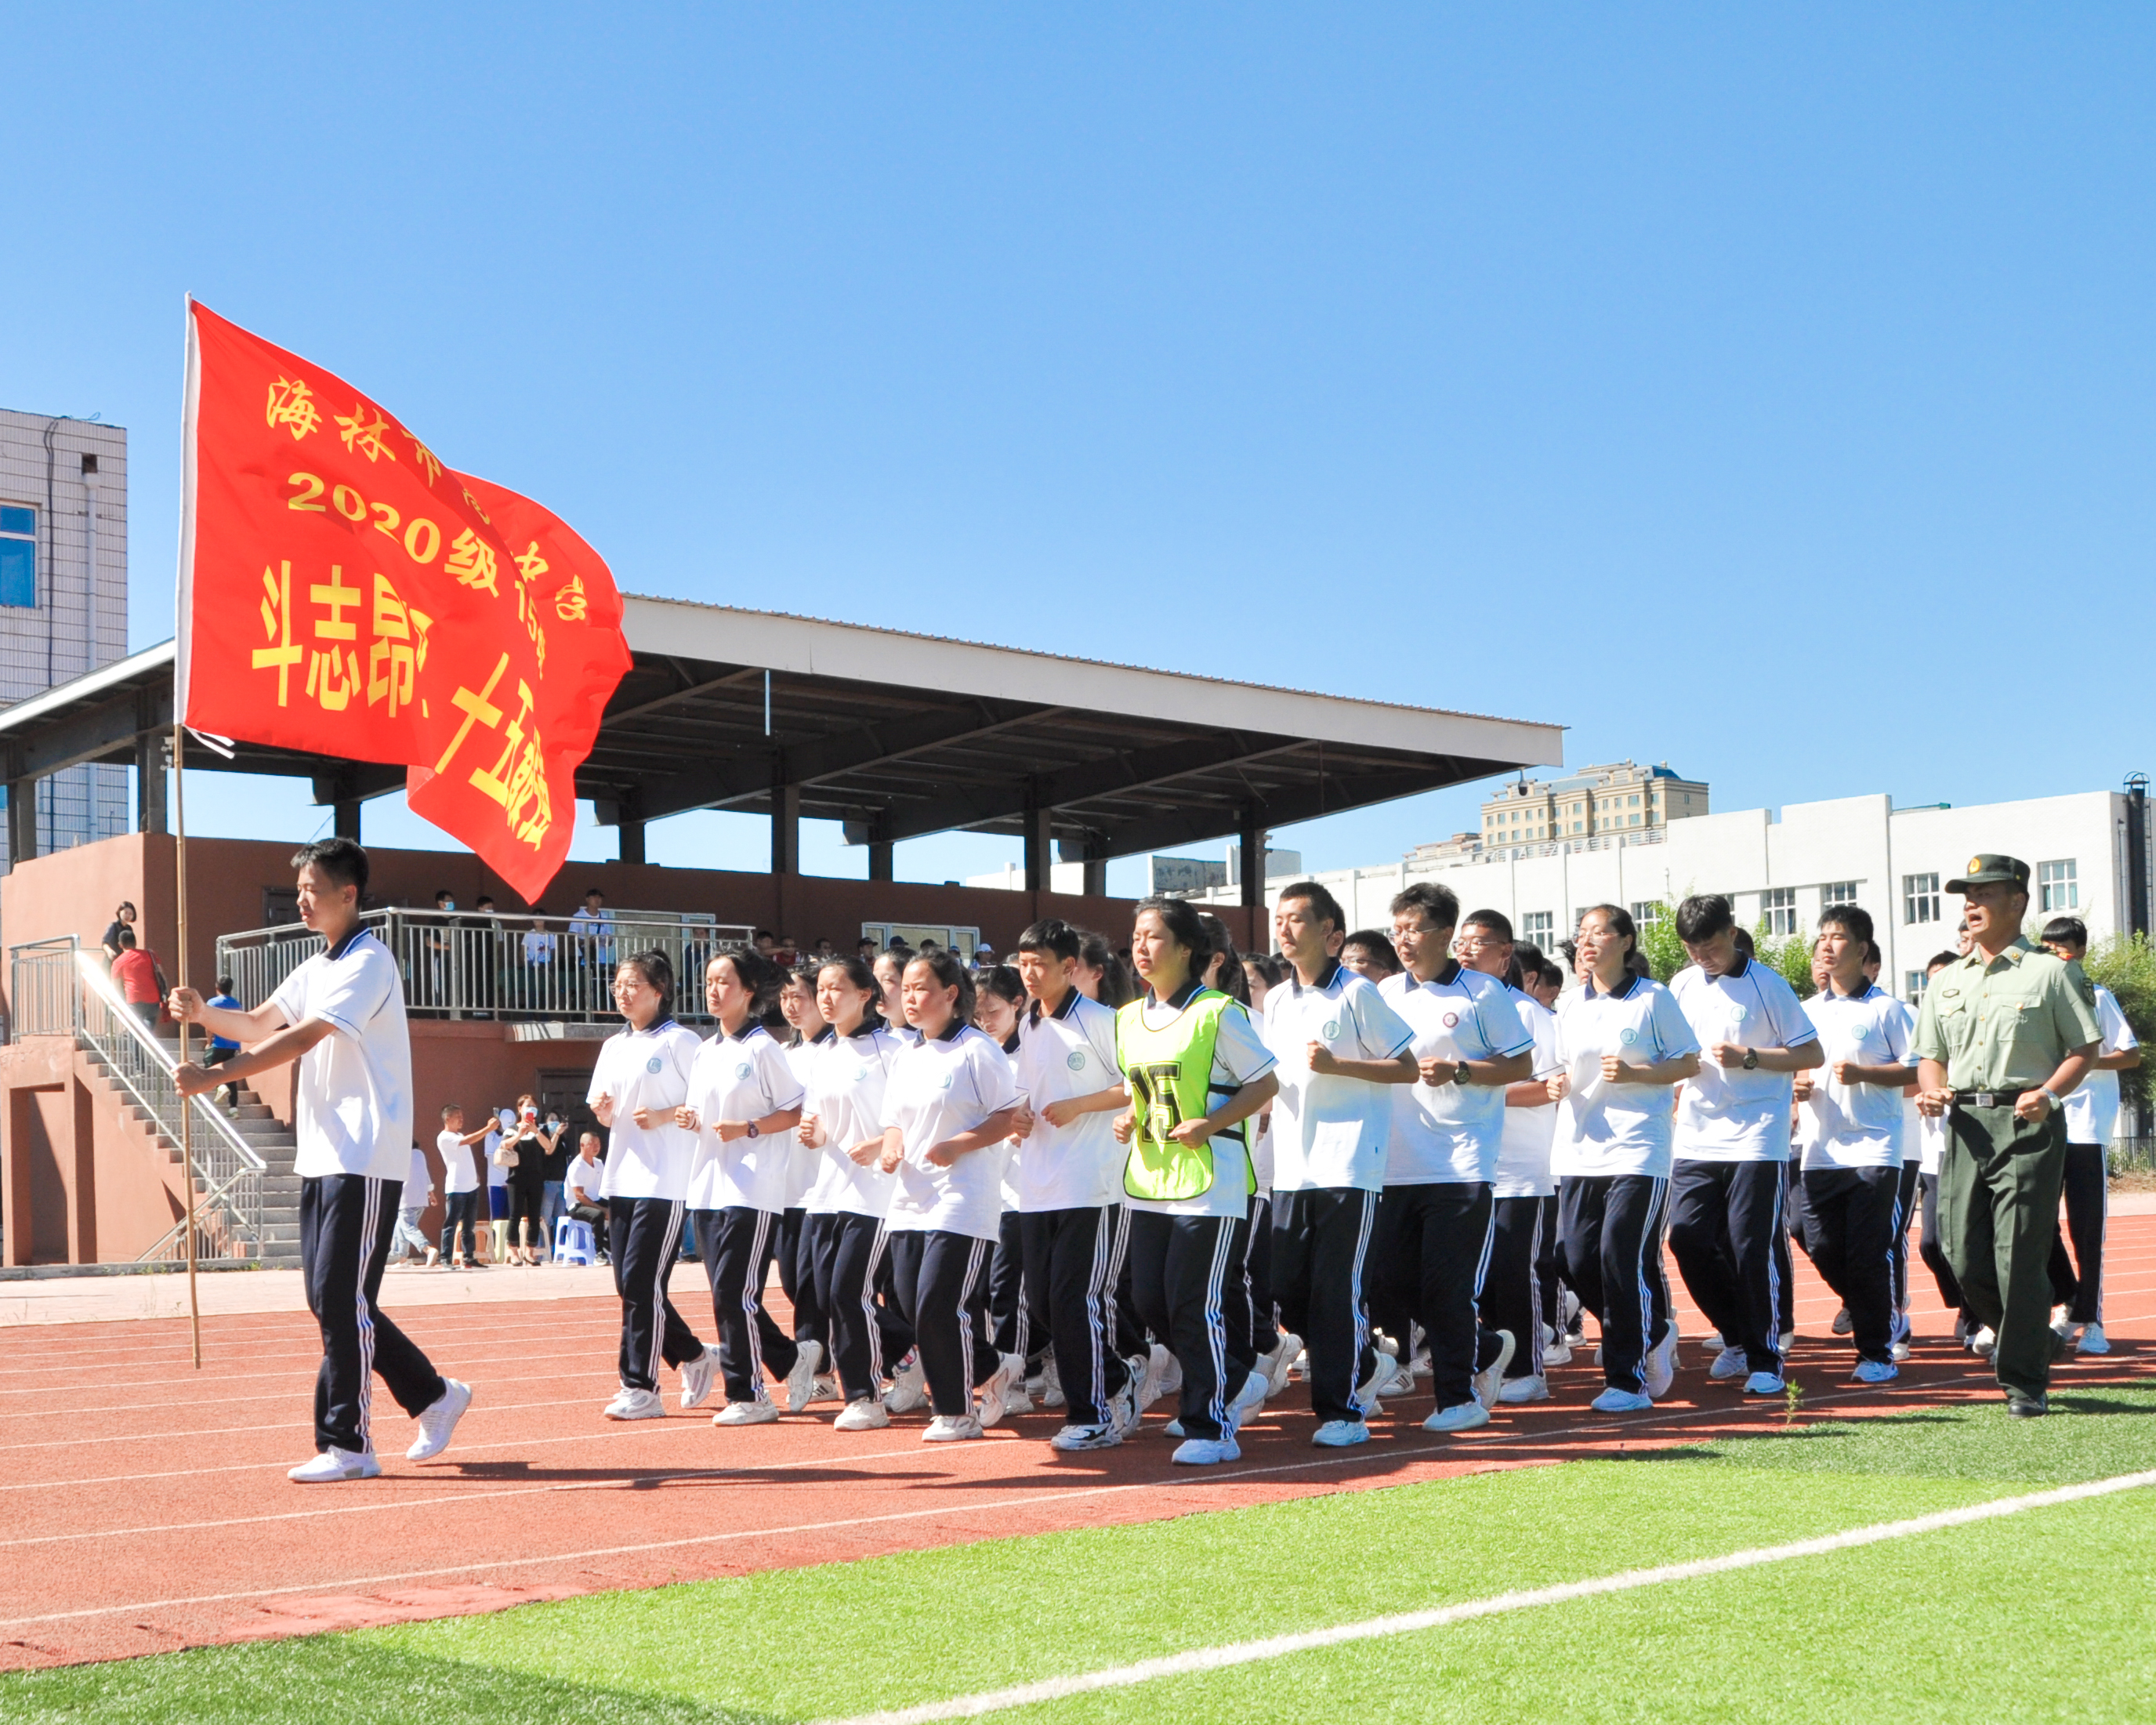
left=76, top=1033, right=303, bottom=1268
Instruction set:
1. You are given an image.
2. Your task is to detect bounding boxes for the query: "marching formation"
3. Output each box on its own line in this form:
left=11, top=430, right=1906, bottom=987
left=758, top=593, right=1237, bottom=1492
left=171, top=843, right=2127, bottom=1480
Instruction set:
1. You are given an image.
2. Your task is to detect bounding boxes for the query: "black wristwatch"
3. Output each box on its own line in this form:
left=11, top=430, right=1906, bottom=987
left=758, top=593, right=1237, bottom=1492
left=1741, top=1049, right=1759, bottom=1071
left=745, top=1122, right=760, bottom=1139
left=1454, top=1060, right=1472, bottom=1085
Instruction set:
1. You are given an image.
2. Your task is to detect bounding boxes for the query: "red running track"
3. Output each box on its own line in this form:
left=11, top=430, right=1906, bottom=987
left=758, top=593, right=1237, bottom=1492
left=2, top=1216, right=2151, bottom=1670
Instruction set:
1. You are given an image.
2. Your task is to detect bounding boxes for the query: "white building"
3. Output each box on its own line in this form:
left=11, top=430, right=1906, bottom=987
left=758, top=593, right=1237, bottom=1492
left=0, top=408, right=130, bottom=866
left=1198, top=788, right=2152, bottom=1007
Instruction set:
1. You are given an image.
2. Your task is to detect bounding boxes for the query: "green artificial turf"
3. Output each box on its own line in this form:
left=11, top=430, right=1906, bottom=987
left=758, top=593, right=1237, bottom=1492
left=9, top=1386, right=2153, bottom=1724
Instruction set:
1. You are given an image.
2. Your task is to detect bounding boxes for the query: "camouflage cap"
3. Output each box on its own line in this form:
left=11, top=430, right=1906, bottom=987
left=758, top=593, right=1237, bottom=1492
left=1945, top=853, right=2032, bottom=893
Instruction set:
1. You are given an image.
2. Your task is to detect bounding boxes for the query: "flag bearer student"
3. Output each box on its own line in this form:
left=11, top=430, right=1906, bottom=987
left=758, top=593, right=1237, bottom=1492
left=1914, top=855, right=2100, bottom=1417
left=676, top=948, right=816, bottom=1426
left=1793, top=905, right=1917, bottom=1384
left=2038, top=916, right=2139, bottom=1357
left=875, top=950, right=1025, bottom=1441
left=1665, top=893, right=1822, bottom=1398
left=1263, top=881, right=1417, bottom=1448
left=1006, top=918, right=1143, bottom=1451
left=800, top=958, right=918, bottom=1429
left=172, top=839, right=471, bottom=1482
left=1911, top=952, right=1976, bottom=1347
left=1375, top=884, right=1535, bottom=1433
left=588, top=948, right=717, bottom=1419
left=1111, top=897, right=1279, bottom=1465
left=1549, top=904, right=1701, bottom=1414
left=1456, top=914, right=1567, bottom=1401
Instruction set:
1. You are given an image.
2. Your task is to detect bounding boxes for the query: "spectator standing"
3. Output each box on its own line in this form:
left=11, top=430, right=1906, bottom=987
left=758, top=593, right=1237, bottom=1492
left=437, top=1106, right=492, bottom=1269
left=485, top=1107, right=512, bottom=1263
left=570, top=888, right=615, bottom=1011
left=540, top=1106, right=574, bottom=1254
left=202, top=974, right=245, bottom=1107
left=101, top=901, right=139, bottom=964
left=390, top=1142, right=438, bottom=1266
left=111, top=929, right=166, bottom=1027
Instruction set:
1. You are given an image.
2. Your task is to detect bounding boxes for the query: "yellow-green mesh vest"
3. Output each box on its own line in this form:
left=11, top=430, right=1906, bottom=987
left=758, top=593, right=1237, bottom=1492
left=1115, top=988, right=1248, bottom=1202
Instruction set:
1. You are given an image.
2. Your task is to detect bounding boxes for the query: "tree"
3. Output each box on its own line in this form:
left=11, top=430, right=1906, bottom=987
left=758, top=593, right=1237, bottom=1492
left=2079, top=932, right=2156, bottom=1140
left=1753, top=919, right=1817, bottom=1001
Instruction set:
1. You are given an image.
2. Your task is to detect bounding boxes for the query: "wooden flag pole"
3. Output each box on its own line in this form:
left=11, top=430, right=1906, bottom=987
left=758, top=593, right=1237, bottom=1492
left=174, top=722, right=201, bottom=1369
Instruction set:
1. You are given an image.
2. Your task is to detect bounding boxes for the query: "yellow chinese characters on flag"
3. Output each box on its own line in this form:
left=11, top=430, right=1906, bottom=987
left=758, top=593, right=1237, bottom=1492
left=176, top=301, right=632, bottom=904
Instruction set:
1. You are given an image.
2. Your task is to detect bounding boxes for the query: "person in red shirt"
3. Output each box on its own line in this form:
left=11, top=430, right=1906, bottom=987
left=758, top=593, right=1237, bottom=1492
left=110, top=927, right=165, bottom=1026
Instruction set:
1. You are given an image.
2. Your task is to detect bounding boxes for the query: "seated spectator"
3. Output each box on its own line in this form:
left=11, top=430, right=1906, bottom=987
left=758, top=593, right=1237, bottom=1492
left=563, top=1130, right=610, bottom=1262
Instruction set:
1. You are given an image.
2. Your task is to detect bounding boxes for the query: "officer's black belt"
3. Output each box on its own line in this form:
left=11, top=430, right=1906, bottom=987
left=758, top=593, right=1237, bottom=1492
left=1951, top=1089, right=2032, bottom=1109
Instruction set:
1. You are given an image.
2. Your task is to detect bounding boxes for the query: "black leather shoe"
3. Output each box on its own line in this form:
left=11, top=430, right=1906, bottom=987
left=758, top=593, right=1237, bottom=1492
left=2006, top=1392, right=2049, bottom=1419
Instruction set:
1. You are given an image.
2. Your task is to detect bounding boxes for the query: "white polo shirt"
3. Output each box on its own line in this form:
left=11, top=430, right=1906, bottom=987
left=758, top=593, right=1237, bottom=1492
left=586, top=1017, right=703, bottom=1201
left=1799, top=983, right=1917, bottom=1170
left=1262, top=959, right=1415, bottom=1194
left=403, top=1144, right=432, bottom=1203
left=784, top=1036, right=825, bottom=1207
left=2065, top=984, right=2136, bottom=1147
left=1493, top=988, right=1562, bottom=1199
left=1671, top=958, right=1819, bottom=1163
left=437, top=1128, right=479, bottom=1195
left=803, top=1023, right=906, bottom=1218
left=564, top=1152, right=605, bottom=1206
left=881, top=1023, right=1021, bottom=1241
left=269, top=926, right=414, bottom=1183
left=1552, top=972, right=1700, bottom=1180
left=684, top=1022, right=808, bottom=1212
left=1120, top=988, right=1276, bottom=1220
left=1013, top=989, right=1125, bottom=1212
left=1380, top=964, right=1534, bottom=1186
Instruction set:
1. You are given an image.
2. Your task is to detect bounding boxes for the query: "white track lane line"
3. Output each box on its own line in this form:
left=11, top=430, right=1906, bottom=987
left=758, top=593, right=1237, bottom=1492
left=0, top=1369, right=2004, bottom=1596
left=0, top=1312, right=629, bottom=1371
left=0, top=1371, right=607, bottom=1422
left=0, top=1340, right=613, bottom=1398
left=810, top=1470, right=2156, bottom=1725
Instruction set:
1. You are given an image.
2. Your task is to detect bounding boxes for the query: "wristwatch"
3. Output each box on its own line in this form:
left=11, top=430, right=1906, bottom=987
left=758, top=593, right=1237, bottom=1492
left=1454, top=1060, right=1472, bottom=1085
left=745, top=1122, right=760, bottom=1139
left=1741, top=1049, right=1758, bottom=1071
left=2038, top=1089, right=2061, bottom=1114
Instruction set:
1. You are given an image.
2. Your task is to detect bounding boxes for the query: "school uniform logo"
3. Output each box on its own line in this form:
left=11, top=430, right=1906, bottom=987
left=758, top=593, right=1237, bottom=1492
left=1067, top=1051, right=1087, bottom=1071
left=645, top=1056, right=663, bottom=1074
left=938, top=1073, right=955, bottom=1089
left=1619, top=1028, right=1640, bottom=1046
left=1441, top=1011, right=1460, bottom=1028
left=1322, top=1020, right=1340, bottom=1038
left=734, top=1061, right=753, bottom=1080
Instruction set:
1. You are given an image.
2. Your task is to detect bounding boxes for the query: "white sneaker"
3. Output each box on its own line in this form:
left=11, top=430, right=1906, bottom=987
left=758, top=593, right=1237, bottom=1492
left=603, top=1387, right=666, bottom=1420
left=288, top=1445, right=379, bottom=1483
left=713, top=1397, right=779, bottom=1426
left=1172, top=1435, right=1241, bottom=1466
left=1165, top=1418, right=1186, bottom=1438
left=922, top=1413, right=984, bottom=1442
left=1311, top=1419, right=1369, bottom=1448
left=1473, top=1331, right=1516, bottom=1410
left=1543, top=1336, right=1574, bottom=1367
left=1953, top=1313, right=1970, bottom=1343
left=1422, top=1400, right=1490, bottom=1433
left=2051, top=1314, right=2079, bottom=1342
left=975, top=1355, right=1019, bottom=1429
left=406, top=1379, right=472, bottom=1461
left=1496, top=1374, right=1549, bottom=1404
left=1890, top=1339, right=1912, bottom=1363
left=1229, top=1367, right=1270, bottom=1428
left=1289, top=1346, right=1310, bottom=1382
left=2078, top=1323, right=2111, bottom=1356
left=679, top=1346, right=719, bottom=1411
left=884, top=1354, right=929, bottom=1414
left=1049, top=1421, right=1122, bottom=1451
left=1560, top=1288, right=1582, bottom=1332
left=1851, top=1359, right=1898, bottom=1385
left=810, top=1374, right=842, bottom=1404
left=1152, top=1343, right=1183, bottom=1403
left=1742, top=1371, right=1786, bottom=1396
left=783, top=1341, right=824, bottom=1414
left=1643, top=1321, right=1679, bottom=1401
left=1699, top=1329, right=1726, bottom=1353
left=1780, top=1330, right=1796, bottom=1354
left=1039, top=1354, right=1066, bottom=1409
left=1355, top=1350, right=1392, bottom=1415
left=1969, top=1325, right=1998, bottom=1359
left=834, top=1398, right=891, bottom=1431
left=1108, top=1373, right=1141, bottom=1437
left=1591, top=1387, right=1654, bottom=1414
left=1263, top=1332, right=1303, bottom=1397
left=997, top=1353, right=1035, bottom=1418
left=1133, top=1346, right=1169, bottom=1413
left=1709, top=1346, right=1748, bottom=1382
left=1832, top=1306, right=1853, bottom=1335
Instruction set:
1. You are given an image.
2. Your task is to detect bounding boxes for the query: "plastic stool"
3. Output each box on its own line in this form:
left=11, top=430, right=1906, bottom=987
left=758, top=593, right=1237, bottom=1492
left=553, top=1216, right=596, bottom=1267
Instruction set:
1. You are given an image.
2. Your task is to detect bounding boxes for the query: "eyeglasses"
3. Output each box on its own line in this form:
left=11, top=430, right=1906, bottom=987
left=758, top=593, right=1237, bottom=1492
left=1452, top=933, right=1507, bottom=951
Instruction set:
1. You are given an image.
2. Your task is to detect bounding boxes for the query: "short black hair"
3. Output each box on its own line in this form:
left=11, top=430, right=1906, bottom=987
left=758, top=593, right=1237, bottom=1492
left=216, top=974, right=234, bottom=994
left=1819, top=903, right=1875, bottom=946
left=1537, top=959, right=1564, bottom=989
left=1389, top=882, right=1459, bottom=930
left=1731, top=927, right=1755, bottom=957
left=1277, top=879, right=1346, bottom=933
left=1343, top=930, right=1400, bottom=975
left=294, top=837, right=370, bottom=897
left=117, top=927, right=137, bottom=948
left=1927, top=950, right=1959, bottom=972
left=2042, top=915, right=2089, bottom=951
left=476, top=895, right=496, bottom=909
left=1133, top=896, right=1211, bottom=962
left=1675, top=894, right=1734, bottom=943
left=1461, top=908, right=1513, bottom=943
left=1017, top=917, right=1083, bottom=962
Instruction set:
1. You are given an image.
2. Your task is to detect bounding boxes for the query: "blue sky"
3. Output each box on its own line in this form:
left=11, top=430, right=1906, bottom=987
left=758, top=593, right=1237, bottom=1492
left=5, top=8, right=2152, bottom=897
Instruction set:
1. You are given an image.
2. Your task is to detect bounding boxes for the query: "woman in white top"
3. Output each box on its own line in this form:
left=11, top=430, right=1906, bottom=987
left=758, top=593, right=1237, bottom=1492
left=975, top=964, right=1038, bottom=1407
left=876, top=950, right=1023, bottom=1441
left=1550, top=904, right=1700, bottom=1413
left=587, top=950, right=715, bottom=1421
left=676, top=948, right=809, bottom=1426
left=800, top=957, right=915, bottom=1430
left=774, top=965, right=832, bottom=1392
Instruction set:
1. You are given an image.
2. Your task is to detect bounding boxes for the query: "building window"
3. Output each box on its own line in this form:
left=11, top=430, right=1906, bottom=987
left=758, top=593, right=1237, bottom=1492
left=0, top=506, right=34, bottom=609
left=1821, top=880, right=1857, bottom=909
left=1629, top=794, right=1640, bottom=806
left=1763, top=887, right=1797, bottom=935
left=1521, top=911, right=1554, bottom=948
left=1629, top=813, right=1640, bottom=825
left=1904, top=872, right=1940, bottom=926
left=2039, top=859, right=2078, bottom=912
left=1631, top=901, right=1663, bottom=927
left=1904, top=970, right=1927, bottom=1007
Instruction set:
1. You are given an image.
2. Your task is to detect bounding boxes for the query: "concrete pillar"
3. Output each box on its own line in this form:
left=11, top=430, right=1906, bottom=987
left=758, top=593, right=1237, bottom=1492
left=1240, top=803, right=1266, bottom=913
left=136, top=727, right=167, bottom=835
left=333, top=799, right=363, bottom=841
left=2, top=1089, right=34, bottom=1266
left=69, top=1078, right=95, bottom=1265
left=1024, top=798, right=1053, bottom=893
left=771, top=779, right=801, bottom=876
left=7, top=778, right=37, bottom=867
left=618, top=821, right=647, bottom=866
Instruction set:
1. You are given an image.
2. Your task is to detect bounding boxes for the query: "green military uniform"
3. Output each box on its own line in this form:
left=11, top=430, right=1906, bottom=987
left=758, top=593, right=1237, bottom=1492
left=1911, top=856, right=2101, bottom=1408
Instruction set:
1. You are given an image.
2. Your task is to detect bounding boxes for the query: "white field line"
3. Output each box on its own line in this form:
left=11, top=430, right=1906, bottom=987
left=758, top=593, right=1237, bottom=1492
left=813, top=1470, right=2156, bottom=1725
left=0, top=1369, right=2001, bottom=1625
left=0, top=1341, right=608, bottom=1398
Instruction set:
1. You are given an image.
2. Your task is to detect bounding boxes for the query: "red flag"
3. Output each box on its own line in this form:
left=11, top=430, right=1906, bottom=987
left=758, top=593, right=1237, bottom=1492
left=176, top=301, right=632, bottom=904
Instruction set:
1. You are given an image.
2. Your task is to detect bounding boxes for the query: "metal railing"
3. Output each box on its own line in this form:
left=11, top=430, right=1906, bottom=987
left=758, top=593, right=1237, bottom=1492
left=9, top=936, right=83, bottom=1039
left=217, top=906, right=756, bottom=1024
